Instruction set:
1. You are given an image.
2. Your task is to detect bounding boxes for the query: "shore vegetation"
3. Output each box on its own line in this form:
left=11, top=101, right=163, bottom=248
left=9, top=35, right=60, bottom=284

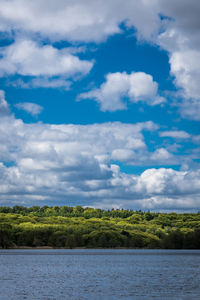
left=0, top=205, right=200, bottom=249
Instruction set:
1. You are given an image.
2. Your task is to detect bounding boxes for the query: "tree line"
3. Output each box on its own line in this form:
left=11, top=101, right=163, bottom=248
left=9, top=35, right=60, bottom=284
left=0, top=205, right=200, bottom=249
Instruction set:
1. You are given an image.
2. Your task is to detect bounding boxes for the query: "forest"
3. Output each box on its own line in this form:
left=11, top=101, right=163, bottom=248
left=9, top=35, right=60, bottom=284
left=0, top=205, right=200, bottom=249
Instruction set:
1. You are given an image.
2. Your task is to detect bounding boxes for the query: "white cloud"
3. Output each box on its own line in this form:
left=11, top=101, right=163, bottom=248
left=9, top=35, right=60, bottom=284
left=0, top=39, right=93, bottom=78
left=151, top=148, right=172, bottom=161
left=128, top=72, right=165, bottom=105
left=8, top=78, right=72, bottom=90
left=136, top=168, right=200, bottom=196
left=0, top=102, right=199, bottom=209
left=0, top=0, right=198, bottom=53
left=169, top=50, right=200, bottom=100
left=157, top=1, right=200, bottom=120
left=0, top=90, right=10, bottom=115
left=0, top=0, right=199, bottom=119
left=0, top=0, right=161, bottom=42
left=158, top=0, right=200, bottom=52
left=92, top=167, right=200, bottom=210
left=0, top=91, right=197, bottom=210
left=78, top=72, right=165, bottom=111
left=15, top=102, right=43, bottom=116
left=159, top=130, right=190, bottom=139
left=179, top=98, right=200, bottom=121
left=111, top=149, right=135, bottom=162
left=167, top=50, right=200, bottom=121
left=0, top=94, right=160, bottom=170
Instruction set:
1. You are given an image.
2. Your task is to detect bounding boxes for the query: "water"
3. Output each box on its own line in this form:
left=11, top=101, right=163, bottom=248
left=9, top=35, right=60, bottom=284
left=0, top=249, right=200, bottom=300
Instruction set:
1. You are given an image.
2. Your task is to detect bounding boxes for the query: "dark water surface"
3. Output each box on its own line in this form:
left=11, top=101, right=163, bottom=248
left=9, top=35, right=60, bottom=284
left=0, top=249, right=200, bottom=300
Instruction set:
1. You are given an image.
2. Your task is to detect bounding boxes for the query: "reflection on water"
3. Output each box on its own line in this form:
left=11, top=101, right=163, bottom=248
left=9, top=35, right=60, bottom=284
left=0, top=249, right=200, bottom=300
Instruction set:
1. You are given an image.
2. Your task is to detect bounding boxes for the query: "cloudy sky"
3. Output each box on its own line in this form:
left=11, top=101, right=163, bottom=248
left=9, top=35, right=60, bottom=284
left=0, top=0, right=200, bottom=211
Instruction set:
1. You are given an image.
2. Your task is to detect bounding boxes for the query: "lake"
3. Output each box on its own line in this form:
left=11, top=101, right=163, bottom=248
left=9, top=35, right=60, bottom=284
left=0, top=249, right=200, bottom=299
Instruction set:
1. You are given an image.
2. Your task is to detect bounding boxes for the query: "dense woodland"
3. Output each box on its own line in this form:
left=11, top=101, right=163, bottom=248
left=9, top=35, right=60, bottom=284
left=0, top=205, right=200, bottom=249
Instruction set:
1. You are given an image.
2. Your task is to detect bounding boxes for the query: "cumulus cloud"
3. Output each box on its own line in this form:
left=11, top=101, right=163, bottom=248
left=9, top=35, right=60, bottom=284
left=0, top=39, right=93, bottom=78
left=98, top=168, right=200, bottom=210
left=1, top=0, right=197, bottom=48
left=111, top=149, right=135, bottom=162
left=0, top=90, right=198, bottom=210
left=166, top=50, right=200, bottom=119
left=136, top=168, right=200, bottom=196
left=78, top=72, right=165, bottom=111
left=151, top=148, right=173, bottom=162
left=0, top=0, right=199, bottom=119
left=0, top=92, right=171, bottom=208
left=15, top=102, right=43, bottom=116
left=169, top=50, right=200, bottom=100
left=0, top=0, right=161, bottom=42
left=158, top=0, right=200, bottom=52
left=157, top=1, right=200, bottom=120
left=0, top=103, right=199, bottom=210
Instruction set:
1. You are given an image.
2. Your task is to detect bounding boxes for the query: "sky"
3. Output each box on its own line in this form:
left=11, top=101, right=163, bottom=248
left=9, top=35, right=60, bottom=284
left=0, top=0, right=200, bottom=211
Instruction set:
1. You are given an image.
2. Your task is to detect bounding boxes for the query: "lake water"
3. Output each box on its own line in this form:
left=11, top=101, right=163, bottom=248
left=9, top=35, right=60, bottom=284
left=0, top=249, right=200, bottom=300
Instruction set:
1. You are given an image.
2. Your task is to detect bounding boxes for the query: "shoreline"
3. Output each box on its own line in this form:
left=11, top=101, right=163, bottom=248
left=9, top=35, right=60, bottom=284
left=1, top=246, right=200, bottom=250
left=0, top=246, right=140, bottom=250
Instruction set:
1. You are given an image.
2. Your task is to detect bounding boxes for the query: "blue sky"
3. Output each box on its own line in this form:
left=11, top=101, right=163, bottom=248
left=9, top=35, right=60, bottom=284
left=0, top=0, right=200, bottom=211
